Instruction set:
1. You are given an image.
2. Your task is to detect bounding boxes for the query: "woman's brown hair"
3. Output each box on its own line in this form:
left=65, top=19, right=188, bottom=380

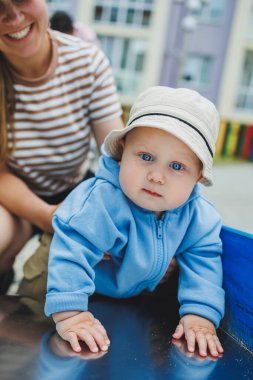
left=0, top=53, right=15, bottom=163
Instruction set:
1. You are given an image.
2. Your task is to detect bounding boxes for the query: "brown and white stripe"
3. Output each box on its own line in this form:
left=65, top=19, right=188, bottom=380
left=7, top=31, right=122, bottom=197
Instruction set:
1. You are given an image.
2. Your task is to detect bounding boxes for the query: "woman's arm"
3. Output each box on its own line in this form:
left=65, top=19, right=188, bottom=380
left=0, top=164, right=57, bottom=233
left=92, top=116, right=124, bottom=153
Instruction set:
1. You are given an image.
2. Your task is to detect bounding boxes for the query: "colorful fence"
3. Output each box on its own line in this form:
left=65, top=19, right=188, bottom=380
left=215, top=121, right=253, bottom=161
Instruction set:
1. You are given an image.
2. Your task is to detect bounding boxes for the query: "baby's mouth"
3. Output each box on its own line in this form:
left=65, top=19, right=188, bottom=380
left=143, top=189, right=162, bottom=197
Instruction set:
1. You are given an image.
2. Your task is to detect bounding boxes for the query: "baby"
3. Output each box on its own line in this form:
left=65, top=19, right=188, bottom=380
left=45, top=86, right=225, bottom=357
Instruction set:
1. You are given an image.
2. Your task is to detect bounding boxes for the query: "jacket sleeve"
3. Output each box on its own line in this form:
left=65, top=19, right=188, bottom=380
left=176, top=200, right=225, bottom=328
left=45, top=181, right=127, bottom=316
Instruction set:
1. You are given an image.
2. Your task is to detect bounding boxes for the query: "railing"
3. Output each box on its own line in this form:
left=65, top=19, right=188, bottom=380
left=215, top=122, right=253, bottom=161
left=221, top=226, right=253, bottom=352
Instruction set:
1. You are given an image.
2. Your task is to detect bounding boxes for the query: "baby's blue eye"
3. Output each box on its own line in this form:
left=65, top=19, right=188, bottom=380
left=170, top=162, right=184, bottom=171
left=139, top=153, right=153, bottom=161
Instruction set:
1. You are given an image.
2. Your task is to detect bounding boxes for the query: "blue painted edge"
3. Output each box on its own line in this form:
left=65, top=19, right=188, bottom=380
left=222, top=225, right=253, bottom=240
left=220, top=226, right=253, bottom=352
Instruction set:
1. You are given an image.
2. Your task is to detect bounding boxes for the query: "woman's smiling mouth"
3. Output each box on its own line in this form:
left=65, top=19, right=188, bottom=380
left=6, top=25, right=32, bottom=40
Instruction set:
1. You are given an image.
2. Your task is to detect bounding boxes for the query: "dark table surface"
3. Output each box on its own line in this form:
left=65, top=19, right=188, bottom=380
left=0, top=283, right=253, bottom=380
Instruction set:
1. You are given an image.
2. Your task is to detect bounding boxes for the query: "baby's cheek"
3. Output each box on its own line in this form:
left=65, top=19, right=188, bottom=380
left=173, top=187, right=193, bottom=207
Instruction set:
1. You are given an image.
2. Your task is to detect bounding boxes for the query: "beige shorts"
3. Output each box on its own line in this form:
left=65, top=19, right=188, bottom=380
left=18, top=232, right=52, bottom=303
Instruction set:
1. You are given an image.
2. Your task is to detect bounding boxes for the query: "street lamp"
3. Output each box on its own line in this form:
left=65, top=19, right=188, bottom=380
left=181, top=15, right=197, bottom=33
left=175, top=0, right=210, bottom=86
left=186, top=0, right=202, bottom=12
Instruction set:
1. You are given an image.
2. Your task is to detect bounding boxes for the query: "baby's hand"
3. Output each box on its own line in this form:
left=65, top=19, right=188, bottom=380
left=49, top=332, right=107, bottom=360
left=172, top=314, right=223, bottom=357
left=53, top=311, right=110, bottom=353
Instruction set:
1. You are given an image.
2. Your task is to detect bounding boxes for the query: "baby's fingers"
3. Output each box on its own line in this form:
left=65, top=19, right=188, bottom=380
left=185, top=329, right=196, bottom=353
left=215, top=336, right=224, bottom=354
left=77, top=324, right=110, bottom=353
left=94, top=319, right=110, bottom=344
left=207, top=334, right=224, bottom=357
left=64, top=331, right=82, bottom=353
left=88, top=326, right=110, bottom=352
left=172, top=323, right=184, bottom=339
left=196, top=331, right=208, bottom=356
left=78, top=329, right=100, bottom=353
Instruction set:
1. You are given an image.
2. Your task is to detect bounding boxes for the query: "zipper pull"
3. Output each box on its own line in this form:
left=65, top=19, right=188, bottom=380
left=157, top=220, right=163, bottom=239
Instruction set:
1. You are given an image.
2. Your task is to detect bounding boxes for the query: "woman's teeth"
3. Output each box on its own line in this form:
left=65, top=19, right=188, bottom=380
left=8, top=25, right=31, bottom=40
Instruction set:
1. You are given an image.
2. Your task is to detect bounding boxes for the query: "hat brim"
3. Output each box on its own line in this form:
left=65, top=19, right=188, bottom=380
left=104, top=116, right=213, bottom=186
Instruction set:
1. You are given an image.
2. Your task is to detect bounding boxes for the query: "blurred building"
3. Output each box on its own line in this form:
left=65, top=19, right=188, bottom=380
left=161, top=0, right=236, bottom=104
left=77, top=0, right=170, bottom=109
left=218, top=1, right=253, bottom=122
left=47, top=0, right=253, bottom=160
left=48, top=0, right=170, bottom=115
left=216, top=0, right=253, bottom=161
left=47, top=0, right=78, bottom=18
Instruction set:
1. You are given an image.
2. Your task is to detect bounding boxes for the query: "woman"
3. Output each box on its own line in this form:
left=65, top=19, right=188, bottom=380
left=0, top=0, right=123, bottom=293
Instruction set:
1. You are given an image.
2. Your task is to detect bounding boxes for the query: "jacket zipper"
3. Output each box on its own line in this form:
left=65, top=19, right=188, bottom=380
left=154, top=219, right=164, bottom=282
left=156, top=219, right=163, bottom=239
left=135, top=218, right=165, bottom=292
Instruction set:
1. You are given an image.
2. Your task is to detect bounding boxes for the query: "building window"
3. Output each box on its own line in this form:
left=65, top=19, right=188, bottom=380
left=236, top=50, right=253, bottom=110
left=180, top=54, right=212, bottom=89
left=99, top=36, right=147, bottom=97
left=197, top=0, right=226, bottom=23
left=93, top=0, right=155, bottom=27
left=47, top=0, right=77, bottom=16
left=47, top=0, right=72, bottom=8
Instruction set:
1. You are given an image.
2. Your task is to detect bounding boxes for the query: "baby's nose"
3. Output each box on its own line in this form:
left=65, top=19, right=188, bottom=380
left=147, top=170, right=165, bottom=184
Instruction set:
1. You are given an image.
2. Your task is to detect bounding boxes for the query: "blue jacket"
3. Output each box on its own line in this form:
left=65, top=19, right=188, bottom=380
left=45, top=148, right=225, bottom=327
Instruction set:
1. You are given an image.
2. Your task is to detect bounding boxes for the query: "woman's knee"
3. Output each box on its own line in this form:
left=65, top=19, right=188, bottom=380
left=0, top=205, right=32, bottom=259
left=0, top=206, right=18, bottom=253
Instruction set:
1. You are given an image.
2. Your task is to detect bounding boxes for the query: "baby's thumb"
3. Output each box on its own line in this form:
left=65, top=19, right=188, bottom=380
left=172, top=323, right=184, bottom=339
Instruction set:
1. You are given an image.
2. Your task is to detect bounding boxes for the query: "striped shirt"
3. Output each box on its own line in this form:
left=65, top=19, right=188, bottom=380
left=7, top=30, right=122, bottom=197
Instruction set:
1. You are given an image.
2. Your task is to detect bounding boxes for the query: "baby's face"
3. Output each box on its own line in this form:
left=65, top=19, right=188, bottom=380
left=119, top=127, right=202, bottom=218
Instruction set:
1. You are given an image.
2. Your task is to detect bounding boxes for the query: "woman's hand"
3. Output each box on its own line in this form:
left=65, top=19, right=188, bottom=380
left=40, top=203, right=60, bottom=233
left=0, top=166, right=59, bottom=233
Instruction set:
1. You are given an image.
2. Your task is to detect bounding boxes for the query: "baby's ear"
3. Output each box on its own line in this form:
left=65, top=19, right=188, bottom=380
left=197, top=161, right=203, bottom=182
left=119, top=138, right=125, bottom=149
left=197, top=174, right=203, bottom=182
left=117, top=138, right=125, bottom=166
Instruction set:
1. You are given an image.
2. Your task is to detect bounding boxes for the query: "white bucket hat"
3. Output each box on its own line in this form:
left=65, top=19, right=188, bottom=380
left=104, top=86, right=220, bottom=186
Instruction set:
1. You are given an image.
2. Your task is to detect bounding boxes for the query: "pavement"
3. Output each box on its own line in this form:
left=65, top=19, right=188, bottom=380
left=201, top=162, right=253, bottom=235
left=9, top=162, right=253, bottom=295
